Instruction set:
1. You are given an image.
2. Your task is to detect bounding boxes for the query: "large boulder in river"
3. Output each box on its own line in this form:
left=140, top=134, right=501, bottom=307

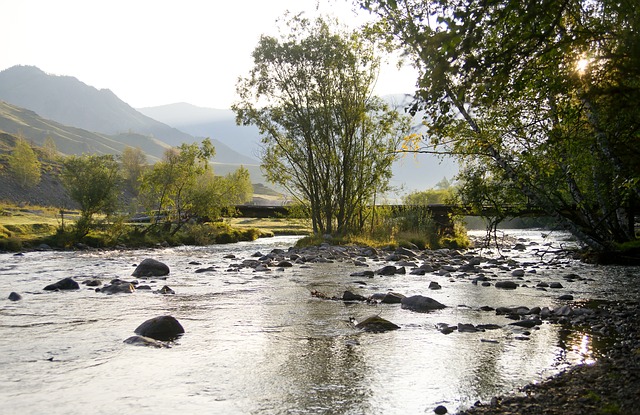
left=342, top=291, right=367, bottom=302
left=380, top=292, right=405, bottom=304
left=401, top=295, right=446, bottom=312
left=44, top=277, right=79, bottom=291
left=376, top=265, right=398, bottom=276
left=132, top=258, right=170, bottom=278
left=134, top=315, right=184, bottom=341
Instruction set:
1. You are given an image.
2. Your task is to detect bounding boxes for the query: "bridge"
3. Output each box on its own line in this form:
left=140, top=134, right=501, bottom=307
left=233, top=204, right=549, bottom=235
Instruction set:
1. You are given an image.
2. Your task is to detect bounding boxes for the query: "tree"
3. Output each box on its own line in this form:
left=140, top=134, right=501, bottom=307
left=8, top=135, right=41, bottom=188
left=61, top=154, right=122, bottom=237
left=119, top=146, right=147, bottom=193
left=186, top=166, right=253, bottom=221
left=362, top=0, right=640, bottom=252
left=234, top=14, right=410, bottom=235
left=42, top=135, right=59, bottom=161
left=139, top=139, right=215, bottom=233
left=404, top=188, right=451, bottom=206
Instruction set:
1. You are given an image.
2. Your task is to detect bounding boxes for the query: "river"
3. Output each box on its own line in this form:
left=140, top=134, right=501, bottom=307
left=1, top=230, right=638, bottom=414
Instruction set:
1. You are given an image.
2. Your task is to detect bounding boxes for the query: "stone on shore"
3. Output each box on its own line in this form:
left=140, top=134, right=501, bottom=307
left=132, top=258, right=170, bottom=278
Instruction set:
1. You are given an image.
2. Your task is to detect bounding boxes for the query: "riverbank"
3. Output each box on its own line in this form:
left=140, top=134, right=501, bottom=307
left=455, top=300, right=640, bottom=415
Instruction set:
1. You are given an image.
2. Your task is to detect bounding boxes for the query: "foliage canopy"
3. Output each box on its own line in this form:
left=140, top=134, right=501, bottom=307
left=362, top=0, right=640, bottom=251
left=8, top=136, right=41, bottom=188
left=61, top=154, right=121, bottom=237
left=234, top=14, right=410, bottom=235
left=139, top=139, right=252, bottom=234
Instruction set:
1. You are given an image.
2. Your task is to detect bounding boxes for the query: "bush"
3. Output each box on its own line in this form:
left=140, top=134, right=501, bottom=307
left=0, top=236, right=22, bottom=252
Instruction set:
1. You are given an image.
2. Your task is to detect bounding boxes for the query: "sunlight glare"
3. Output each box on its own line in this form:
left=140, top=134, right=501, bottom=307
left=575, top=57, right=591, bottom=76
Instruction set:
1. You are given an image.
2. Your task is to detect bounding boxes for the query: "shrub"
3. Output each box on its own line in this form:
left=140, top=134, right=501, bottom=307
left=0, top=236, right=22, bottom=252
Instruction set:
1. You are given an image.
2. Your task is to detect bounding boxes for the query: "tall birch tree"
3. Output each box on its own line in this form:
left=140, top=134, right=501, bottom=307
left=234, top=14, right=409, bottom=235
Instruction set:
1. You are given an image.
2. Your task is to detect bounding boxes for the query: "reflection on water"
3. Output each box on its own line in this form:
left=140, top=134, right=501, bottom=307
left=558, top=330, right=598, bottom=365
left=0, top=232, right=638, bottom=414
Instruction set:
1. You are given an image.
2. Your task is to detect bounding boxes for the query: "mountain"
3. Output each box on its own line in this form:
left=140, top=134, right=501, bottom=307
left=0, top=65, right=192, bottom=146
left=0, top=65, right=263, bottom=179
left=140, top=99, right=459, bottom=195
left=138, top=103, right=262, bottom=159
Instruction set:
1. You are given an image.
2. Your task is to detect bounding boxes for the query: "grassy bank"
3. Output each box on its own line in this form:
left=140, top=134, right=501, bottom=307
left=226, top=217, right=311, bottom=236
left=0, top=201, right=469, bottom=252
left=0, top=202, right=279, bottom=251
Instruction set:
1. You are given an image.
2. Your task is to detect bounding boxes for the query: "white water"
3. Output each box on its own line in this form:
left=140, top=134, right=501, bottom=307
left=1, top=232, right=638, bottom=414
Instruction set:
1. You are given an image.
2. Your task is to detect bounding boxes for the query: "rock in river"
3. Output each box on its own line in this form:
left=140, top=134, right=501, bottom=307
left=8, top=292, right=22, bottom=301
left=134, top=315, right=184, bottom=341
left=132, top=258, right=170, bottom=278
left=99, top=281, right=135, bottom=294
left=401, top=295, right=446, bottom=312
left=43, top=277, right=80, bottom=291
left=376, top=265, right=399, bottom=276
left=380, top=292, right=405, bottom=304
left=495, top=281, right=518, bottom=289
left=342, top=291, right=367, bottom=302
left=123, top=335, right=171, bottom=348
left=353, top=315, right=400, bottom=332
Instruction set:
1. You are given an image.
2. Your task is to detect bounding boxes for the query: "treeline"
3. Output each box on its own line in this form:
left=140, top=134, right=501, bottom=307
left=2, top=135, right=254, bottom=247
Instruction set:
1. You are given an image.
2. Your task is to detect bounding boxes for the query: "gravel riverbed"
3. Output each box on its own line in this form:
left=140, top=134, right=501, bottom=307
left=455, top=300, right=640, bottom=415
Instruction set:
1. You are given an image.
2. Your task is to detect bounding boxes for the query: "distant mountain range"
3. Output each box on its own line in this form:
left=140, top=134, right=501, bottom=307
left=138, top=103, right=262, bottom=160
left=0, top=65, right=458, bottom=195
left=0, top=100, right=171, bottom=162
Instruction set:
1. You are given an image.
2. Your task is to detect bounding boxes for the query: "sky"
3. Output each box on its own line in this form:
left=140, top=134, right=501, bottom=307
left=2, top=0, right=419, bottom=109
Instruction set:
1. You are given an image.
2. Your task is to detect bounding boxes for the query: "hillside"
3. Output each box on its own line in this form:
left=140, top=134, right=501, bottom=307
left=0, top=65, right=191, bottom=146
left=138, top=103, right=262, bottom=159
left=0, top=100, right=170, bottom=162
left=0, top=66, right=265, bottom=181
left=0, top=132, right=77, bottom=208
left=0, top=131, right=277, bottom=209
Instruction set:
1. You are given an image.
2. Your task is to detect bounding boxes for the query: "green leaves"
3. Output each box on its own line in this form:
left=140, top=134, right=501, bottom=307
left=362, top=0, right=640, bottom=249
left=61, top=154, right=121, bottom=237
left=234, top=14, right=409, bottom=235
left=8, top=135, right=41, bottom=188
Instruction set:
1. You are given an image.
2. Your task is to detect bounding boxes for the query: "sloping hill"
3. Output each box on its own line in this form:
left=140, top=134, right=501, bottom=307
left=0, top=66, right=265, bottom=180
left=0, top=100, right=170, bottom=161
left=0, top=65, right=191, bottom=146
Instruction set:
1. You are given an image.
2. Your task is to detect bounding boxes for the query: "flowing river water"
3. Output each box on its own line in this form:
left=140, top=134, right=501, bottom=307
left=1, top=230, right=639, bottom=414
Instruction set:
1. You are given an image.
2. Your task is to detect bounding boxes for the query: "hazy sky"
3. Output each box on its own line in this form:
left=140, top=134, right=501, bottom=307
left=2, top=0, right=418, bottom=109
